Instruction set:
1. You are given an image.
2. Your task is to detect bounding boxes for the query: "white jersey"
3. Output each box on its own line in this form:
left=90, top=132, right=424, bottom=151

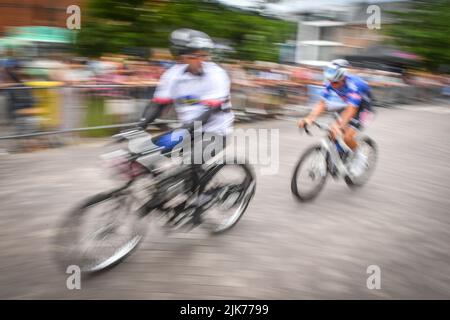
left=153, top=61, right=234, bottom=135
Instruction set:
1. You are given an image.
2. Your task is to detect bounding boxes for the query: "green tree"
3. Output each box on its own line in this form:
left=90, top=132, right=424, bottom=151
left=75, top=0, right=296, bottom=62
left=385, top=0, right=450, bottom=71
left=75, top=0, right=159, bottom=57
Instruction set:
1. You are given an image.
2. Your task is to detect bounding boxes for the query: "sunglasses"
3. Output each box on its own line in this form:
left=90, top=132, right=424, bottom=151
left=181, top=53, right=208, bottom=59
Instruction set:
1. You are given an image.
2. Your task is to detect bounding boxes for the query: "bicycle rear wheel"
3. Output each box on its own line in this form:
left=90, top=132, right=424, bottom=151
left=345, top=136, right=378, bottom=188
left=199, top=163, right=256, bottom=234
left=291, top=145, right=329, bottom=201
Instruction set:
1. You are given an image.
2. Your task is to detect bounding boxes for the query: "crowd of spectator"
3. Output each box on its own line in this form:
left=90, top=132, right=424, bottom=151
left=0, top=51, right=448, bottom=152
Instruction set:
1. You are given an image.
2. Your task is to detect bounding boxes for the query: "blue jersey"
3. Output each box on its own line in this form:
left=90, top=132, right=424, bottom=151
left=321, top=74, right=372, bottom=108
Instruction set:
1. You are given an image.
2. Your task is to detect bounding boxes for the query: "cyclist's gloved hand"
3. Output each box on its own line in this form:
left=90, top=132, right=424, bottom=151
left=298, top=117, right=313, bottom=129
left=179, top=100, right=224, bottom=133
left=137, top=117, right=149, bottom=131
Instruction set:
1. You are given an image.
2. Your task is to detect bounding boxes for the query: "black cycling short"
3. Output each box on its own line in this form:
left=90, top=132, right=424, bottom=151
left=338, top=98, right=372, bottom=130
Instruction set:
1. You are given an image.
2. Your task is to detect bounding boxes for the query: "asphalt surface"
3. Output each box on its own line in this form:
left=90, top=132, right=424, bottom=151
left=0, top=104, right=449, bottom=299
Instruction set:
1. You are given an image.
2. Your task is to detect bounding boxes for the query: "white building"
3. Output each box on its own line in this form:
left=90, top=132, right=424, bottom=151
left=268, top=1, right=408, bottom=66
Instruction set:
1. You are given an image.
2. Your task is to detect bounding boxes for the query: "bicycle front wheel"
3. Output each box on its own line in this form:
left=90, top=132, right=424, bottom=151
left=53, top=183, right=149, bottom=273
left=291, top=145, right=329, bottom=202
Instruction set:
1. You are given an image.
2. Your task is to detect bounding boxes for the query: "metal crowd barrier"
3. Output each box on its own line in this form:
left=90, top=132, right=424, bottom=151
left=0, top=82, right=445, bottom=147
left=0, top=83, right=289, bottom=144
left=0, top=84, right=170, bottom=137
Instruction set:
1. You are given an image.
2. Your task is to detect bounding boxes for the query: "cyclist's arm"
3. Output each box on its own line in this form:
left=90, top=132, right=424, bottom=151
left=304, top=85, right=331, bottom=122
left=139, top=66, right=177, bottom=129
left=307, top=99, right=326, bottom=121
left=138, top=98, right=172, bottom=129
left=180, top=100, right=224, bottom=132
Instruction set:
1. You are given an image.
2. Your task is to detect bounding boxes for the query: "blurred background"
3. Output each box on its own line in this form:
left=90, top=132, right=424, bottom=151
left=0, top=0, right=448, bottom=150
left=0, top=0, right=449, bottom=299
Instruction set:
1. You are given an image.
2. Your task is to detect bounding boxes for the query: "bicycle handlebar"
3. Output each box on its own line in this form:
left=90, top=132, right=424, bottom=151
left=301, top=121, right=329, bottom=135
left=109, top=128, right=144, bottom=145
left=300, top=112, right=342, bottom=135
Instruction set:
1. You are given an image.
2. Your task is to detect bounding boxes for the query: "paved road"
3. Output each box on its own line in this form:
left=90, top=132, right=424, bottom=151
left=0, top=105, right=449, bottom=299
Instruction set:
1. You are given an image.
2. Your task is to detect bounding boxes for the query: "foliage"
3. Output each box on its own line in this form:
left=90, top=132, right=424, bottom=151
left=75, top=0, right=296, bottom=62
left=385, top=0, right=450, bottom=71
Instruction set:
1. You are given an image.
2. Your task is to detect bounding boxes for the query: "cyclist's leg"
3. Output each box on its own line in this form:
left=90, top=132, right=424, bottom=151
left=202, top=133, right=227, bottom=163
left=334, top=107, right=360, bottom=150
left=343, top=100, right=367, bottom=150
left=151, top=129, right=174, bottom=154
left=345, top=107, right=369, bottom=175
left=343, top=125, right=358, bottom=151
left=190, top=133, right=227, bottom=224
left=190, top=132, right=227, bottom=181
left=152, top=128, right=189, bottom=155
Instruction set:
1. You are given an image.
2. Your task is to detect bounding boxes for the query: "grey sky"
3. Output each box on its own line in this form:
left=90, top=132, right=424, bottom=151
left=218, top=0, right=406, bottom=15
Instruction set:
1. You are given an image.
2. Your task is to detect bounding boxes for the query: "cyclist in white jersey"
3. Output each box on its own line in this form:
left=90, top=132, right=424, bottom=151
left=137, top=29, right=234, bottom=226
left=138, top=28, right=234, bottom=159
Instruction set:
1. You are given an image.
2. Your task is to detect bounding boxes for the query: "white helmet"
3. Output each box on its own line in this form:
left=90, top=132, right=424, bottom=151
left=331, top=59, right=350, bottom=68
left=324, top=59, right=350, bottom=82
left=170, top=28, right=215, bottom=56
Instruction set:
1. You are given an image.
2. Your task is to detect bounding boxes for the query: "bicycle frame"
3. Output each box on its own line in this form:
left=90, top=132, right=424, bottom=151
left=305, top=116, right=361, bottom=179
left=320, top=135, right=351, bottom=178
left=104, top=129, right=223, bottom=218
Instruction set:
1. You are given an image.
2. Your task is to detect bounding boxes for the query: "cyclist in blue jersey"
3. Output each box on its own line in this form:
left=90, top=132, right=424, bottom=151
left=298, top=59, right=374, bottom=176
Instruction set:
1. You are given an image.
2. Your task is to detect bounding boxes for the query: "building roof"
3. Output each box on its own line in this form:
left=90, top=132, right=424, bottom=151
left=298, top=60, right=331, bottom=67
left=5, top=26, right=75, bottom=44
left=301, top=20, right=346, bottom=27
left=300, top=40, right=344, bottom=46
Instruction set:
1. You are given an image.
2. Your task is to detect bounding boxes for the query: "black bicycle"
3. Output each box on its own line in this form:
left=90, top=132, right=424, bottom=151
left=54, top=129, right=256, bottom=273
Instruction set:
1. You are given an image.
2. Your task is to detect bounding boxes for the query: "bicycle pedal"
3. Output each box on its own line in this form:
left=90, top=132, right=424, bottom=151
left=191, top=213, right=203, bottom=227
left=166, top=216, right=199, bottom=233
left=163, top=205, right=194, bottom=226
left=183, top=220, right=201, bottom=232
left=166, top=211, right=182, bottom=223
left=166, top=214, right=187, bottom=227
left=162, top=219, right=188, bottom=233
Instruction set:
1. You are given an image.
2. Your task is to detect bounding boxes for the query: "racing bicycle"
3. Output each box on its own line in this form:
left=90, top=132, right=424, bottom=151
left=291, top=113, right=377, bottom=201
